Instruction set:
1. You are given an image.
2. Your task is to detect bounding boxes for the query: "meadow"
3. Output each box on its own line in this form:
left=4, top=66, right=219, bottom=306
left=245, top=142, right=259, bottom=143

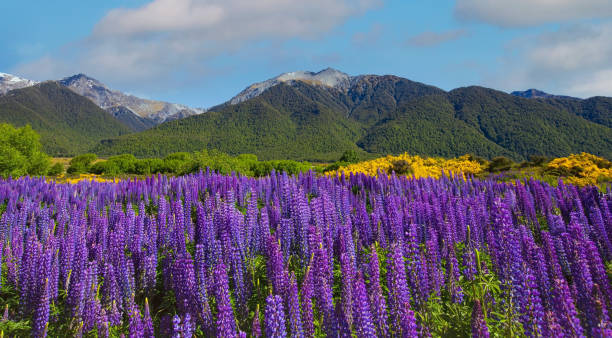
left=0, top=168, right=610, bottom=337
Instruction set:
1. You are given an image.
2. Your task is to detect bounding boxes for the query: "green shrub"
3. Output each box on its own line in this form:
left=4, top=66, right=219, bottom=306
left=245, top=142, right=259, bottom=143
left=0, top=124, right=50, bottom=178
left=487, top=156, right=514, bottom=173
left=48, top=162, right=64, bottom=176
left=323, top=161, right=350, bottom=172
left=90, top=161, right=121, bottom=176
left=390, top=159, right=413, bottom=175
left=107, top=154, right=137, bottom=173
left=67, top=153, right=97, bottom=174
left=339, top=149, right=360, bottom=163
left=252, top=162, right=274, bottom=177
left=528, top=155, right=549, bottom=167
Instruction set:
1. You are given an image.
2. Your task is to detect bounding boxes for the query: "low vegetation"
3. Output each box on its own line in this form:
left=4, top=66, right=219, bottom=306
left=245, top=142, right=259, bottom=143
left=68, top=150, right=316, bottom=177
left=329, top=152, right=612, bottom=187
left=0, top=123, right=50, bottom=178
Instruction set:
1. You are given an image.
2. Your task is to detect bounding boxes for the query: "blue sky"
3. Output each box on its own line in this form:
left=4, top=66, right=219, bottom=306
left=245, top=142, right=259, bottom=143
left=2, top=0, right=612, bottom=107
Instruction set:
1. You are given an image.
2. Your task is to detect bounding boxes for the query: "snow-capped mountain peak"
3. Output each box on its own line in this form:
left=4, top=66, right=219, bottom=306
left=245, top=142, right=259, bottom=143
left=59, top=74, right=205, bottom=123
left=0, top=72, right=39, bottom=94
left=230, top=68, right=352, bottom=104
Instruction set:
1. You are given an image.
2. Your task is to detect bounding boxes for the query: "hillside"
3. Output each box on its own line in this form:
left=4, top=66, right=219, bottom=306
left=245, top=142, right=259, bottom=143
left=94, top=82, right=365, bottom=161
left=356, top=94, right=517, bottom=158
left=0, top=82, right=133, bottom=156
left=94, top=73, right=612, bottom=161
left=448, top=87, right=612, bottom=159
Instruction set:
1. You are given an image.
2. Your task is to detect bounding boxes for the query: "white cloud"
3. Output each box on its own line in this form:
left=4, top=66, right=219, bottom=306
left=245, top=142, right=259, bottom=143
left=455, top=0, right=612, bottom=27
left=489, top=23, right=612, bottom=97
left=568, top=69, right=612, bottom=96
left=15, top=0, right=380, bottom=86
left=406, top=29, right=468, bottom=47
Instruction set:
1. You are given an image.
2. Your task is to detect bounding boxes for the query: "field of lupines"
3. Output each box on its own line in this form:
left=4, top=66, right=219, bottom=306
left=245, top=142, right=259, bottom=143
left=0, top=170, right=611, bottom=337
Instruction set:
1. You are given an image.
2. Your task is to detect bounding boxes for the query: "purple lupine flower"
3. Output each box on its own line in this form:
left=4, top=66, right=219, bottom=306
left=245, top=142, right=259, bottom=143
left=172, top=254, right=198, bottom=315
left=266, top=235, right=289, bottom=300
left=287, top=273, right=304, bottom=337
left=353, top=272, right=377, bottom=338
left=517, top=258, right=546, bottom=337
left=300, top=263, right=315, bottom=338
left=143, top=298, right=155, bottom=338
left=446, top=244, right=463, bottom=304
left=544, top=311, right=564, bottom=337
left=591, top=284, right=612, bottom=336
left=32, top=278, right=50, bottom=338
left=173, top=314, right=182, bottom=338
left=194, top=244, right=213, bottom=332
left=368, top=245, right=389, bottom=337
left=550, top=278, right=583, bottom=337
left=313, top=244, right=337, bottom=335
left=182, top=313, right=194, bottom=338
left=265, top=294, right=287, bottom=338
left=584, top=241, right=612, bottom=311
left=213, top=263, right=237, bottom=337
left=425, top=230, right=443, bottom=295
left=128, top=304, right=144, bottom=338
left=252, top=305, right=262, bottom=338
left=108, top=300, right=122, bottom=326
left=340, top=252, right=355, bottom=328
left=388, top=243, right=418, bottom=336
left=471, top=299, right=489, bottom=338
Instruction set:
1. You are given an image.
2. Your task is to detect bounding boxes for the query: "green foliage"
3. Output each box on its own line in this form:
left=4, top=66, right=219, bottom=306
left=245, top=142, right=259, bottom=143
left=544, top=96, right=612, bottom=129
left=0, top=319, right=31, bottom=337
left=67, top=153, right=97, bottom=174
left=90, top=160, right=121, bottom=176
left=82, top=150, right=313, bottom=177
left=0, top=123, right=50, bottom=178
left=0, top=82, right=132, bottom=156
left=93, top=82, right=365, bottom=162
left=487, top=156, right=514, bottom=173
left=450, top=87, right=612, bottom=160
left=339, top=149, right=360, bottom=163
left=93, top=79, right=612, bottom=161
left=48, top=162, right=64, bottom=176
left=527, top=155, right=549, bottom=167
left=389, top=159, right=413, bottom=175
left=323, top=161, right=350, bottom=173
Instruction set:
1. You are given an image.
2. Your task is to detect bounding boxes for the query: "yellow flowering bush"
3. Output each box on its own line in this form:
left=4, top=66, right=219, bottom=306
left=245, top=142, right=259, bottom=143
left=545, top=152, right=612, bottom=186
left=51, top=173, right=117, bottom=184
left=329, top=153, right=485, bottom=179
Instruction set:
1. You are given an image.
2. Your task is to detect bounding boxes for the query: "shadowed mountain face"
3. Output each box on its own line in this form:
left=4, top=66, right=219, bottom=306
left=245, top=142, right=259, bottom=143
left=93, top=72, right=612, bottom=161
left=0, top=82, right=133, bottom=156
left=106, top=106, right=157, bottom=132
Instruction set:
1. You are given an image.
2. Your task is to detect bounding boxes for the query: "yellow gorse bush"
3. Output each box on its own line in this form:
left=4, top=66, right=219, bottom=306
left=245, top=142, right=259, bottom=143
left=546, top=152, right=612, bottom=186
left=328, top=153, right=485, bottom=179
left=50, top=173, right=117, bottom=184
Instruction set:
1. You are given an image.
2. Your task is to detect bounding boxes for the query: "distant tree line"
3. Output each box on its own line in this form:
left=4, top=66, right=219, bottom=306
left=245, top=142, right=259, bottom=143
left=67, top=150, right=317, bottom=177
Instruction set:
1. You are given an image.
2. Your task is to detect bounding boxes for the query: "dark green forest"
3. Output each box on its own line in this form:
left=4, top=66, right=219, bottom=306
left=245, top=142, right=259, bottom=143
left=93, top=77, right=612, bottom=161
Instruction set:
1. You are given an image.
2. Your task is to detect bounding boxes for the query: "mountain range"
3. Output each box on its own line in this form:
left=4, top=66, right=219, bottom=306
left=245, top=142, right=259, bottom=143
left=0, top=82, right=132, bottom=156
left=58, top=74, right=205, bottom=125
left=0, top=73, right=205, bottom=130
left=1, top=68, right=612, bottom=161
